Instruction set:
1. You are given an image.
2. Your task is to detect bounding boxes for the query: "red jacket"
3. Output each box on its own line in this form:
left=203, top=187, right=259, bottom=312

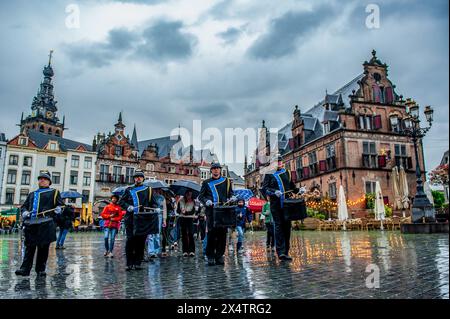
left=101, top=204, right=124, bottom=230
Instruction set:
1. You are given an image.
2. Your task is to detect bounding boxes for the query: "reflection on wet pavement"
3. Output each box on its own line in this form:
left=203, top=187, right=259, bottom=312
left=0, top=231, right=448, bottom=299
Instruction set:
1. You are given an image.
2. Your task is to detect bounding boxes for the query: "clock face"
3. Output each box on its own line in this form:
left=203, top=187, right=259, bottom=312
left=46, top=111, right=54, bottom=119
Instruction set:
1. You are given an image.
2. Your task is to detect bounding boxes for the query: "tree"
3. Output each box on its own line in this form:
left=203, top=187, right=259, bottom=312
left=432, top=191, right=445, bottom=209
left=429, top=163, right=449, bottom=186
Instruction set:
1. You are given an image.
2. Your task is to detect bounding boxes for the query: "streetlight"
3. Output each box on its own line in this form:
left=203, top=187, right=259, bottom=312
left=400, top=102, right=435, bottom=223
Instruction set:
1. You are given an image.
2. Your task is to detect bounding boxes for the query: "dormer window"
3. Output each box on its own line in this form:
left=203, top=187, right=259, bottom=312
left=324, top=122, right=330, bottom=134
left=19, top=137, right=28, bottom=146
left=49, top=142, right=57, bottom=151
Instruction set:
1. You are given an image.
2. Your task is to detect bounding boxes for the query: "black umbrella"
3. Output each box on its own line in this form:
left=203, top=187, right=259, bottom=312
left=170, top=180, right=201, bottom=198
left=144, top=180, right=175, bottom=197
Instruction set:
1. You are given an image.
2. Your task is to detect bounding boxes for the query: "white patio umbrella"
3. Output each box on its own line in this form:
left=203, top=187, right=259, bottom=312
left=338, top=185, right=349, bottom=230
left=399, top=166, right=410, bottom=217
left=424, top=181, right=434, bottom=206
left=374, top=181, right=386, bottom=230
left=392, top=167, right=402, bottom=210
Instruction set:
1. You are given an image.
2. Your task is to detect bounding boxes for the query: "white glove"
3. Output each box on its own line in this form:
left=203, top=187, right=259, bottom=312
left=154, top=208, right=162, bottom=214
left=22, top=211, right=31, bottom=219
left=127, top=206, right=135, bottom=213
left=206, top=200, right=213, bottom=207
left=298, top=187, right=307, bottom=195
left=55, top=206, right=62, bottom=215
left=275, top=190, right=283, bottom=198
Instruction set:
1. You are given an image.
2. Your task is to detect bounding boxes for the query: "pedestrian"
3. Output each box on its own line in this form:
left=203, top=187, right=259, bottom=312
left=100, top=194, right=125, bottom=258
left=261, top=155, right=302, bottom=261
left=261, top=196, right=275, bottom=252
left=55, top=204, right=75, bottom=250
left=147, top=189, right=167, bottom=259
left=161, top=193, right=174, bottom=257
left=179, top=190, right=196, bottom=257
left=198, top=205, right=207, bottom=241
left=118, top=169, right=161, bottom=271
left=198, top=162, right=237, bottom=266
left=15, top=171, right=65, bottom=277
left=235, top=199, right=253, bottom=254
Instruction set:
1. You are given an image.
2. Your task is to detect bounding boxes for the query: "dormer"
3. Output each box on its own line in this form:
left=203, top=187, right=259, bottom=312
left=291, top=105, right=304, bottom=148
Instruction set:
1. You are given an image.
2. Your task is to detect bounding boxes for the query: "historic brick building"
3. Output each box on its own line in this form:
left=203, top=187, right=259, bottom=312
left=93, top=115, right=221, bottom=201
left=244, top=51, right=427, bottom=217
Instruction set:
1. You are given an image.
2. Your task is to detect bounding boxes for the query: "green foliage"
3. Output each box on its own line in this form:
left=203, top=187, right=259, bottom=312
left=365, top=193, right=375, bottom=209
left=432, top=190, right=445, bottom=209
left=384, top=205, right=393, bottom=218
left=306, top=208, right=326, bottom=220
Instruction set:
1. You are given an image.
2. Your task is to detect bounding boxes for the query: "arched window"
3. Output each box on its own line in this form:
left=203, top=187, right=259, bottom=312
left=146, top=163, right=155, bottom=171
left=48, top=128, right=52, bottom=135
left=39, top=125, right=45, bottom=133
left=55, top=130, right=60, bottom=137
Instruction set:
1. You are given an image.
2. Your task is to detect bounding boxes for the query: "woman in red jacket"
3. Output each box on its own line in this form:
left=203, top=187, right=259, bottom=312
left=101, top=195, right=124, bottom=258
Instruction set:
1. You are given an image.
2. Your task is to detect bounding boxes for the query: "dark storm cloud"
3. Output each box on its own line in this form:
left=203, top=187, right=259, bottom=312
left=135, top=20, right=197, bottom=62
left=216, top=27, right=243, bottom=45
left=247, top=6, right=333, bottom=60
left=187, top=103, right=232, bottom=117
left=64, top=20, right=197, bottom=67
left=64, top=28, right=139, bottom=67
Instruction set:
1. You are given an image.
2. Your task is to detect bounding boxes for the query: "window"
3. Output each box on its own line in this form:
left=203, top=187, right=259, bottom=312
left=5, top=189, right=15, bottom=205
left=394, top=144, right=412, bottom=169
left=326, top=144, right=336, bottom=170
left=308, top=152, right=318, bottom=176
left=323, top=122, right=330, bottom=134
left=84, top=157, right=92, bottom=169
left=296, top=157, right=303, bottom=180
left=7, top=170, right=17, bottom=184
left=49, top=142, right=57, bottom=151
left=358, top=115, right=373, bottom=130
left=82, top=190, right=90, bottom=204
left=362, top=141, right=377, bottom=168
left=52, top=172, right=61, bottom=185
left=19, top=137, right=27, bottom=146
left=83, top=172, right=91, bottom=186
left=9, top=155, right=18, bottom=165
left=125, top=167, right=134, bottom=184
left=201, top=171, right=208, bottom=180
left=165, top=179, right=175, bottom=185
left=47, top=156, right=56, bottom=167
left=100, top=164, right=110, bottom=182
left=146, top=163, right=155, bottom=171
left=23, top=156, right=32, bottom=167
left=55, top=130, right=61, bottom=137
left=19, top=190, right=29, bottom=204
left=169, top=166, right=176, bottom=174
left=328, top=182, right=337, bottom=199
left=115, top=146, right=123, bottom=157
left=0, top=147, right=2, bottom=159
left=70, top=170, right=78, bottom=185
left=113, top=166, right=122, bottom=183
left=365, top=181, right=377, bottom=194
left=71, top=155, right=80, bottom=168
left=21, top=171, right=31, bottom=185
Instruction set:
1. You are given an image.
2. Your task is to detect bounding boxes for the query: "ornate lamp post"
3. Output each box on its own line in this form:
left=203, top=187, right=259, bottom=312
left=400, top=100, right=435, bottom=223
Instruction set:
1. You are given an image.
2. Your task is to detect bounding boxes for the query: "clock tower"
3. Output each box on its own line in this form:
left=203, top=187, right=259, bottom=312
left=20, top=51, right=66, bottom=137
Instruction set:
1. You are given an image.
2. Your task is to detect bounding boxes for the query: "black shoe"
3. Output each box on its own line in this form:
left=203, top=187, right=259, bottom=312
left=207, top=258, right=215, bottom=266
left=126, top=265, right=134, bottom=271
left=36, top=271, right=47, bottom=277
left=15, top=269, right=30, bottom=277
left=278, top=254, right=287, bottom=261
left=215, top=256, right=225, bottom=265
left=284, top=255, right=293, bottom=261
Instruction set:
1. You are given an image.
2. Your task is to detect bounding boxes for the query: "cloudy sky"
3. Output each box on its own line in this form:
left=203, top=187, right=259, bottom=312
left=0, top=0, right=448, bottom=175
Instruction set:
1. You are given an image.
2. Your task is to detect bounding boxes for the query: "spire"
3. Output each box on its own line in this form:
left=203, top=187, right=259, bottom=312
left=115, top=112, right=125, bottom=131
left=48, top=50, right=54, bottom=67
left=131, top=124, right=139, bottom=152
left=118, top=112, right=123, bottom=123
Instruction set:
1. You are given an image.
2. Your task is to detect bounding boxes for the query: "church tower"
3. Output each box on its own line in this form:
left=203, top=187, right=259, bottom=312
left=20, top=51, right=66, bottom=137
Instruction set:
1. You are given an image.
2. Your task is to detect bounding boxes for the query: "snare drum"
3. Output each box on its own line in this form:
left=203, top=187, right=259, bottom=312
left=283, top=199, right=307, bottom=221
left=213, top=205, right=237, bottom=227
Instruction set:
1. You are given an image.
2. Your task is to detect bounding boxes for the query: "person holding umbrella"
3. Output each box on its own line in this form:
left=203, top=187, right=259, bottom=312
left=118, top=169, right=161, bottom=271
left=55, top=204, right=75, bottom=250
left=198, top=162, right=237, bottom=266
left=179, top=190, right=196, bottom=257
left=100, top=194, right=125, bottom=258
left=15, top=171, right=65, bottom=277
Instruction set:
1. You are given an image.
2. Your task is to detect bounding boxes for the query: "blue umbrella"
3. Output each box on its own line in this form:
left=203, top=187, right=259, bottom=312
left=60, top=191, right=83, bottom=199
left=111, top=186, right=129, bottom=197
left=233, top=189, right=254, bottom=202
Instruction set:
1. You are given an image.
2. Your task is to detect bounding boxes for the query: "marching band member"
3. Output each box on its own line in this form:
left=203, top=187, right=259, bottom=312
left=198, top=162, right=237, bottom=266
left=15, top=171, right=65, bottom=277
left=261, top=155, right=299, bottom=261
left=118, top=169, right=160, bottom=271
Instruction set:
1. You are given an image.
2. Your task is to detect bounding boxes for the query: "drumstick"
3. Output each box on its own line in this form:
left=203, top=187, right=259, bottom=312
left=36, top=205, right=67, bottom=216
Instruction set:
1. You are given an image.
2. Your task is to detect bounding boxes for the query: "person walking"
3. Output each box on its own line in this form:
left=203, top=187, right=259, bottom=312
left=235, top=199, right=253, bottom=254
left=261, top=197, right=275, bottom=252
left=55, top=205, right=75, bottom=250
left=147, top=189, right=167, bottom=259
left=179, top=190, right=196, bottom=257
left=100, top=194, right=125, bottom=258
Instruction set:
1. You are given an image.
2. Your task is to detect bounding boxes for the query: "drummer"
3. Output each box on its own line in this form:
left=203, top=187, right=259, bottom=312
left=15, top=171, right=65, bottom=277
left=261, top=155, right=300, bottom=261
left=198, top=162, right=237, bottom=266
left=118, top=169, right=161, bottom=271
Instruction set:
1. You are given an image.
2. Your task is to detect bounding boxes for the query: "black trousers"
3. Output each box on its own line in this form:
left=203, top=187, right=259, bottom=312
left=271, top=206, right=291, bottom=256
left=206, top=227, right=227, bottom=259
left=180, top=218, right=195, bottom=253
left=125, top=235, right=146, bottom=267
left=199, top=219, right=206, bottom=240
left=266, top=222, right=275, bottom=248
left=20, top=243, right=50, bottom=273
